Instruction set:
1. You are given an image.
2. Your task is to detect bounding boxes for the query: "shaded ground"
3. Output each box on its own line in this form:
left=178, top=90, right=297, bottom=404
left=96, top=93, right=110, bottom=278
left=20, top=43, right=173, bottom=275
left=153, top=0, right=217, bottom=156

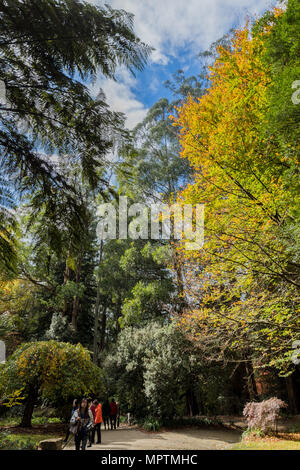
left=0, top=423, right=65, bottom=435
left=65, top=426, right=242, bottom=450
left=2, top=414, right=300, bottom=450
left=210, top=414, right=300, bottom=432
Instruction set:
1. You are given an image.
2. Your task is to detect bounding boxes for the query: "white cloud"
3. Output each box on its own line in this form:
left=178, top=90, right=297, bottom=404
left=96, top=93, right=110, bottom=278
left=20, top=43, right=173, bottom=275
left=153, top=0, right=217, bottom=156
left=90, top=68, right=148, bottom=129
left=103, top=0, right=273, bottom=63
left=88, top=0, right=274, bottom=128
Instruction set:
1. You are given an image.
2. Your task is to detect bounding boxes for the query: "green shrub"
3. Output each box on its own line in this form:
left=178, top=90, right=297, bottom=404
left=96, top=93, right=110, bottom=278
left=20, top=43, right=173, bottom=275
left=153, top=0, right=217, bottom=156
left=31, top=416, right=62, bottom=425
left=242, top=428, right=265, bottom=440
left=142, top=417, right=162, bottom=432
left=0, top=432, right=37, bottom=450
left=287, top=424, right=300, bottom=433
left=161, top=416, right=222, bottom=428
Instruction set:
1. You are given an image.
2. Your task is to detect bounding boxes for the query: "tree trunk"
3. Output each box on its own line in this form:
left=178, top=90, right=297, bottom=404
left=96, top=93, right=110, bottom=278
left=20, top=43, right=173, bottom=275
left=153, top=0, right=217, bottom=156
left=173, top=247, right=186, bottom=313
left=186, top=390, right=192, bottom=417
left=93, top=240, right=103, bottom=364
left=63, top=263, right=71, bottom=285
left=99, top=305, right=107, bottom=352
left=285, top=375, right=298, bottom=414
left=93, top=291, right=100, bottom=363
left=19, top=387, right=38, bottom=427
left=63, top=259, right=71, bottom=317
left=71, top=258, right=82, bottom=332
left=115, top=295, right=122, bottom=334
left=72, top=296, right=79, bottom=331
left=72, top=257, right=82, bottom=331
left=245, top=361, right=257, bottom=401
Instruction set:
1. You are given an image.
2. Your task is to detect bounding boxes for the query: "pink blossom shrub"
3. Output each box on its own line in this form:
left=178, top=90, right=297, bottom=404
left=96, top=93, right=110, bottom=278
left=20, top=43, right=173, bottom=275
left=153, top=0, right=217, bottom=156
left=243, top=397, right=287, bottom=432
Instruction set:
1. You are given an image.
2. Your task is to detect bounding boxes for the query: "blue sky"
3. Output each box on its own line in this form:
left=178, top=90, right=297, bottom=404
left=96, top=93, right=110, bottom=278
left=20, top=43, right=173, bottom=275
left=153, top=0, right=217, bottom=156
left=89, top=0, right=276, bottom=128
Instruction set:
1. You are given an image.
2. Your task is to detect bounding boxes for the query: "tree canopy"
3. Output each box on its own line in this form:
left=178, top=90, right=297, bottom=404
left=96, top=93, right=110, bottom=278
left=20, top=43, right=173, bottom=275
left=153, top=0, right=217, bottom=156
left=0, top=0, right=150, bottom=274
left=0, top=340, right=102, bottom=426
left=1, top=0, right=300, bottom=424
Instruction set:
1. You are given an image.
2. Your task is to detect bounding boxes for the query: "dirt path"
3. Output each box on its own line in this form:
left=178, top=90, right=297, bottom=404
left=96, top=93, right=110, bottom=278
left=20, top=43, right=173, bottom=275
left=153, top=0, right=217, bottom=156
left=65, top=426, right=241, bottom=450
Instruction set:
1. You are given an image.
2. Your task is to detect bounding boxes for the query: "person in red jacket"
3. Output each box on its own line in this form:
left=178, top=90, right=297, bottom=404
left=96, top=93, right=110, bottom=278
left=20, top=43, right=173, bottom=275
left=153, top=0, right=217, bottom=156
left=92, top=400, right=103, bottom=444
left=109, top=398, right=118, bottom=430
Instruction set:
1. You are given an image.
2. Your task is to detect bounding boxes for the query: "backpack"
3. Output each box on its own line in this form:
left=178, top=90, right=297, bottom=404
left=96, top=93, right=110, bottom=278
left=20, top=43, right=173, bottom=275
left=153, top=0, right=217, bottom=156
left=69, top=420, right=81, bottom=436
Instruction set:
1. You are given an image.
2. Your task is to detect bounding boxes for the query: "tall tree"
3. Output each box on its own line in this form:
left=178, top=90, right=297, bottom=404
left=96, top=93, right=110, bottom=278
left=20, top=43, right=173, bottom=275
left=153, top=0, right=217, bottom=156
left=175, top=11, right=300, bottom=376
left=0, top=0, right=150, bottom=272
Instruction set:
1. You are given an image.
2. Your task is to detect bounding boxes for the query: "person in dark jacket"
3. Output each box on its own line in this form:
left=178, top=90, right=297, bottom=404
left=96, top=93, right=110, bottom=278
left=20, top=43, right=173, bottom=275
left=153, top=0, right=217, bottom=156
left=102, top=399, right=110, bottom=430
left=110, top=398, right=118, bottom=430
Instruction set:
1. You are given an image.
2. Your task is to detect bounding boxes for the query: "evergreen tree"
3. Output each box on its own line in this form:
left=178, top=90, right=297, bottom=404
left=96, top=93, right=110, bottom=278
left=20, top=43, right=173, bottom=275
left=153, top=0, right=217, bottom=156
left=0, top=0, right=150, bottom=273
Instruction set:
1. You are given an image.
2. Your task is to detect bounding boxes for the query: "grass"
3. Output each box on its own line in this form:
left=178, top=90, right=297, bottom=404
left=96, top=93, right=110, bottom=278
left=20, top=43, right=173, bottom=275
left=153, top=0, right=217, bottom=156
left=0, top=416, right=62, bottom=427
left=0, top=414, right=65, bottom=449
left=233, top=433, right=300, bottom=450
left=0, top=432, right=63, bottom=450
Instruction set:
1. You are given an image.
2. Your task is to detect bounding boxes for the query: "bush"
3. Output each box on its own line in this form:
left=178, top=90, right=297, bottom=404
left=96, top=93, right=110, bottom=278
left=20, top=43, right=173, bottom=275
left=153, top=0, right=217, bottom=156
left=31, top=416, right=61, bottom=425
left=119, top=415, right=127, bottom=424
left=0, top=432, right=37, bottom=450
left=103, top=322, right=204, bottom=420
left=161, top=416, right=222, bottom=428
left=140, top=415, right=223, bottom=431
left=142, top=417, right=162, bottom=432
left=0, top=340, right=103, bottom=427
left=243, top=397, right=287, bottom=433
left=242, top=428, right=264, bottom=440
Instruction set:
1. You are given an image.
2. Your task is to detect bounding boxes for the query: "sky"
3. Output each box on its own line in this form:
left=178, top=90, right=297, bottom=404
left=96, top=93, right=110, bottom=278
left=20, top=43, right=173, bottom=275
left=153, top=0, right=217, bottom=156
left=89, top=0, right=276, bottom=129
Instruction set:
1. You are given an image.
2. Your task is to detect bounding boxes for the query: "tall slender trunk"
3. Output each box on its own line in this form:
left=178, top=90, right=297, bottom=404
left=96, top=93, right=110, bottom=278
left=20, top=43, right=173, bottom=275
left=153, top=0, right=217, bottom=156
left=63, top=261, right=71, bottom=317
left=71, top=258, right=82, bottom=332
left=173, top=248, right=185, bottom=312
left=19, top=386, right=38, bottom=427
left=186, top=388, right=198, bottom=416
left=63, top=264, right=71, bottom=285
left=245, top=361, right=257, bottom=401
left=285, top=375, right=298, bottom=414
left=99, top=305, right=107, bottom=353
left=93, top=241, right=103, bottom=364
left=115, top=295, right=122, bottom=334
left=93, top=288, right=100, bottom=364
left=72, top=296, right=79, bottom=331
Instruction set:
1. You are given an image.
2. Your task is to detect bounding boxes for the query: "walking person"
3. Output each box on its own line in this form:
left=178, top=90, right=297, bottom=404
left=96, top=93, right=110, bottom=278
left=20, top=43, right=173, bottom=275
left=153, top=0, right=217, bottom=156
left=87, top=399, right=97, bottom=447
left=102, top=399, right=110, bottom=430
left=116, top=402, right=120, bottom=428
left=110, top=398, right=118, bottom=430
left=71, top=398, right=94, bottom=451
left=93, top=400, right=103, bottom=444
left=63, top=399, right=78, bottom=444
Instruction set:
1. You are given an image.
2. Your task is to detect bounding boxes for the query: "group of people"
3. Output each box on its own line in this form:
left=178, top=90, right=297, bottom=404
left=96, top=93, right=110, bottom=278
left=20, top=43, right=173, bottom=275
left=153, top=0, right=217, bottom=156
left=64, top=397, right=120, bottom=451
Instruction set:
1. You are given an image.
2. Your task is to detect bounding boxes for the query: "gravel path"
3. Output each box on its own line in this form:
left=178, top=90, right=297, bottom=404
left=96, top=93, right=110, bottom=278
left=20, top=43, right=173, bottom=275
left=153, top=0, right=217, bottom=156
left=65, top=426, right=241, bottom=450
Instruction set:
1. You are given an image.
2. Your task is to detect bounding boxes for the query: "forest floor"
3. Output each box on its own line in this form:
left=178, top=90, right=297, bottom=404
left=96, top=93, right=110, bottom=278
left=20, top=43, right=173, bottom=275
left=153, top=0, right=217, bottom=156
left=1, top=422, right=300, bottom=450
left=2, top=415, right=300, bottom=450
left=65, top=425, right=242, bottom=450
